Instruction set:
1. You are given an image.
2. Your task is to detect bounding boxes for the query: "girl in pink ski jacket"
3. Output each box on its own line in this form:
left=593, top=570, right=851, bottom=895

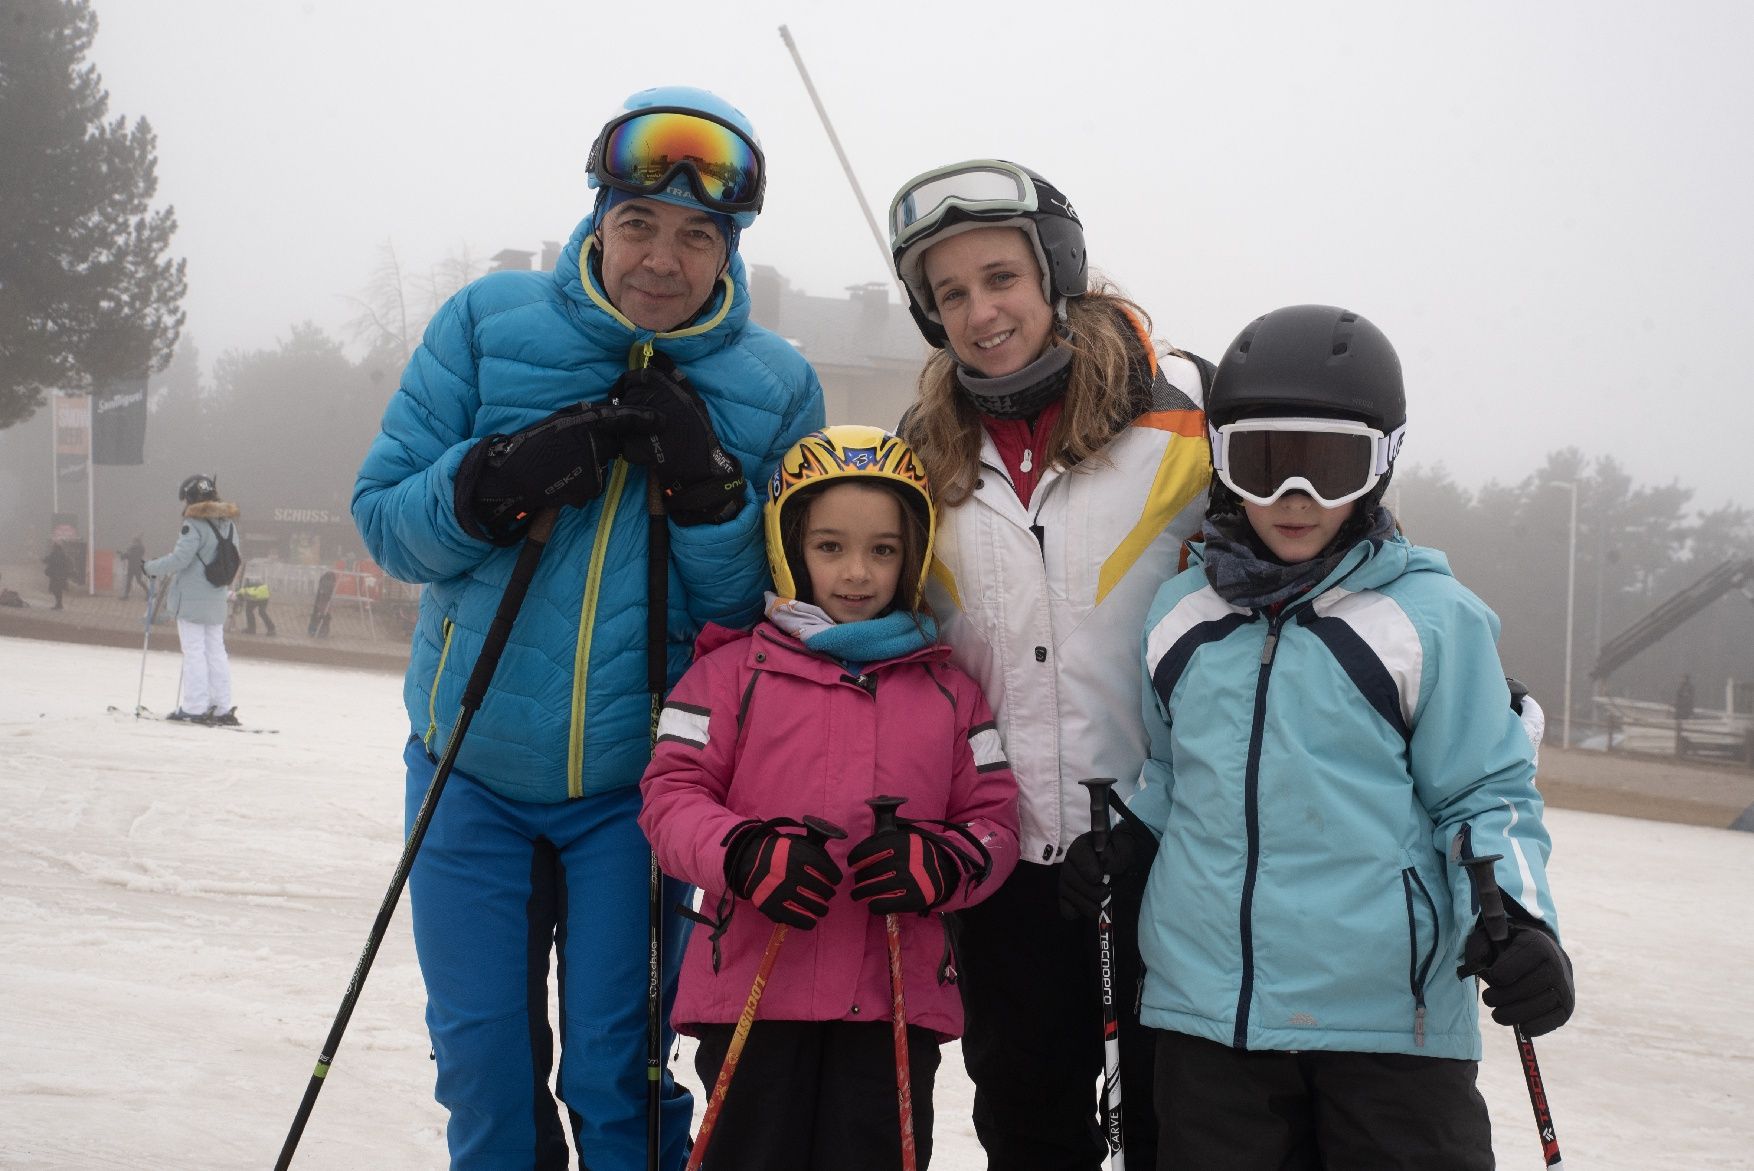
left=639, top=426, right=1019, bottom=1169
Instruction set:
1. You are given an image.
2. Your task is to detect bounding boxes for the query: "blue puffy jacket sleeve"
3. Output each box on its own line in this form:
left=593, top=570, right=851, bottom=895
left=351, top=296, right=495, bottom=584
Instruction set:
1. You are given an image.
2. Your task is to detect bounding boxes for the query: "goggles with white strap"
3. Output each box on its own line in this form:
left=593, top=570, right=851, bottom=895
left=1210, top=417, right=1406, bottom=508
left=888, top=160, right=1036, bottom=253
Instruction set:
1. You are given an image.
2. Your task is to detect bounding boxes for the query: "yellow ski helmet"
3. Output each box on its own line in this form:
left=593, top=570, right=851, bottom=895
left=765, top=425, right=936, bottom=607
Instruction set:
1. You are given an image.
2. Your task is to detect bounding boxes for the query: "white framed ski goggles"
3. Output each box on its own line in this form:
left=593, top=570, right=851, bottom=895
left=1210, top=417, right=1406, bottom=508
left=888, top=159, right=1036, bottom=251
left=587, top=108, right=765, bottom=214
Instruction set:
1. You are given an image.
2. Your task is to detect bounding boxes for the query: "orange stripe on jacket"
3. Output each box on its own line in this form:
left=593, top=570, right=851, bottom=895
left=1134, top=409, right=1206, bottom=438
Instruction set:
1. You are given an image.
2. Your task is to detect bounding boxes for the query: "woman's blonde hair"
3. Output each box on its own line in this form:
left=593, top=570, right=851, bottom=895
left=900, top=283, right=1157, bottom=506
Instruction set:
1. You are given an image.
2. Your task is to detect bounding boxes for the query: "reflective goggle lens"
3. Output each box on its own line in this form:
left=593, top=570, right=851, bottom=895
left=889, top=162, right=1033, bottom=242
left=1215, top=420, right=1396, bottom=507
left=596, top=110, right=761, bottom=209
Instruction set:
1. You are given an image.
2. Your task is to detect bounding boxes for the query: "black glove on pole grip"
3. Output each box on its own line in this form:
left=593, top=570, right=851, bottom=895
left=1081, top=778, right=1117, bottom=872
left=1460, top=851, right=1564, bottom=1169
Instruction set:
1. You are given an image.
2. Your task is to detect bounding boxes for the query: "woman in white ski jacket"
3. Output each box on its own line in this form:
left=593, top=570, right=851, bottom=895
left=889, top=159, right=1211, bottom=1169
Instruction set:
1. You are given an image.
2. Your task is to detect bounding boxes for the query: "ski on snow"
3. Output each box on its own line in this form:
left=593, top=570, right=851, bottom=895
left=107, top=705, right=280, bottom=734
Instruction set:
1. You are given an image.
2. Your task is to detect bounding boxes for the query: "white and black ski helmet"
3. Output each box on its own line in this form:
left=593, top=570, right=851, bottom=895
left=888, top=159, right=1087, bottom=349
left=178, top=474, right=218, bottom=505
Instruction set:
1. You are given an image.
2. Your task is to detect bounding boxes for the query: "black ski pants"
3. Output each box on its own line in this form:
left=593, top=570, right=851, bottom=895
left=691, top=1019, right=941, bottom=1170
left=957, top=859, right=1156, bottom=1170
left=1153, top=1030, right=1493, bottom=1170
left=243, top=598, right=275, bottom=634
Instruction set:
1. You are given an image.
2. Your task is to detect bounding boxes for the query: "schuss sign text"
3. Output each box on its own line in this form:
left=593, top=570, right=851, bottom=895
left=272, top=508, right=352, bottom=525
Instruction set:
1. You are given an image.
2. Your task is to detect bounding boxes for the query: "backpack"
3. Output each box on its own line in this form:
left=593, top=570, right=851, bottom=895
left=200, top=519, right=242, bottom=587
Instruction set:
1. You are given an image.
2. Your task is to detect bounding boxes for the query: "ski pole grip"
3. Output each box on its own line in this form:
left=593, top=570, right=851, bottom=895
left=1080, top=778, right=1117, bottom=856
left=803, top=816, right=849, bottom=847
left=867, top=795, right=907, bottom=835
left=1460, top=852, right=1510, bottom=946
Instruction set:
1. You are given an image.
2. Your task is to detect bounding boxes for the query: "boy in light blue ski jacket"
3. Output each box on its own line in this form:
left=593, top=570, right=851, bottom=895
left=1061, top=306, right=1573, bottom=1169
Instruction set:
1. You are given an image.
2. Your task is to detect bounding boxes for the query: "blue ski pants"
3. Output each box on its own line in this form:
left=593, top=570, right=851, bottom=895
left=404, top=738, right=693, bottom=1170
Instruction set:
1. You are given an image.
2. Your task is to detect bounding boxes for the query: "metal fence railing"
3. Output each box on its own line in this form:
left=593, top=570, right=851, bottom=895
left=1590, top=696, right=1754, bottom=767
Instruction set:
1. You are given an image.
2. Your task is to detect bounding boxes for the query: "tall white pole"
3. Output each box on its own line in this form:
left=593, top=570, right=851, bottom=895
left=1556, top=480, right=1578, bottom=749
left=51, top=390, right=61, bottom=518
left=777, top=25, right=907, bottom=302
left=85, top=395, right=96, bottom=595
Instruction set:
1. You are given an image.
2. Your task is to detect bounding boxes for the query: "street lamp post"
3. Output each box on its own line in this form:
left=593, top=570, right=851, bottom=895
left=1550, top=480, right=1579, bottom=749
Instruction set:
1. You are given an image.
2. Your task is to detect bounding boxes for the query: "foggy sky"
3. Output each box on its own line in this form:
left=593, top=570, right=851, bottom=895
left=85, top=0, right=1754, bottom=512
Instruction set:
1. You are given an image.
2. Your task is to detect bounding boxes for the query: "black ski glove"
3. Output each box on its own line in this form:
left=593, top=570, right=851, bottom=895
left=1462, top=916, right=1575, bottom=1037
left=455, top=401, right=659, bottom=544
left=848, top=821, right=988, bottom=915
left=723, top=818, right=844, bottom=930
left=1059, top=812, right=1158, bottom=921
left=609, top=357, right=747, bottom=526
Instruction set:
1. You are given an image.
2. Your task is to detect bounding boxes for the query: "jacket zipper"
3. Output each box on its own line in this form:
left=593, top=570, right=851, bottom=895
left=1233, top=612, right=1283, bottom=1049
left=567, top=460, right=630, bottom=797
left=1401, top=866, right=1441, bottom=1047
left=423, top=616, right=456, bottom=751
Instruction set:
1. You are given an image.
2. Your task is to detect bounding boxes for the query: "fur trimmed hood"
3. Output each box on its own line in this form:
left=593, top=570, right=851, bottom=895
left=183, top=500, right=239, bottom=520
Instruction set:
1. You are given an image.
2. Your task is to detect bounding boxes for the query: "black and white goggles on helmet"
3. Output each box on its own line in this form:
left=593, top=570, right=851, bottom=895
left=1210, top=417, right=1406, bottom=508
left=888, top=159, right=1037, bottom=254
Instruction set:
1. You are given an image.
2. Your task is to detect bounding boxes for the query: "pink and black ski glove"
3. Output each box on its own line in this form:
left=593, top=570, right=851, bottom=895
left=723, top=819, right=843, bottom=930
left=849, top=822, right=981, bottom=915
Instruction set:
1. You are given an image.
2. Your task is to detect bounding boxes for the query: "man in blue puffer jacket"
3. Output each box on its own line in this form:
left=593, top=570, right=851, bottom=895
left=352, top=86, right=824, bottom=1170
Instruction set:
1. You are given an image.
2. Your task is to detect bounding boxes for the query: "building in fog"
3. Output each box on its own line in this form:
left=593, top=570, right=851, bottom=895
left=745, top=267, right=925, bottom=428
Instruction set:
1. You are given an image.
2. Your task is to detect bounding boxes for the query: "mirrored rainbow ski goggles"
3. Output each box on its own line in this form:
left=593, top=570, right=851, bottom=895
left=588, top=108, right=765, bottom=214
left=1210, top=416, right=1406, bottom=508
left=888, top=159, right=1036, bottom=251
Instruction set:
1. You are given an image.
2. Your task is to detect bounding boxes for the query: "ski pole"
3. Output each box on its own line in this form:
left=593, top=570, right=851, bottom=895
left=274, top=509, right=560, bottom=1171
left=1460, top=852, right=1564, bottom=1170
left=134, top=580, right=161, bottom=718
left=645, top=472, right=669, bottom=1171
left=866, top=795, right=919, bottom=1171
left=1081, top=778, right=1126, bottom=1171
left=686, top=815, right=847, bottom=1171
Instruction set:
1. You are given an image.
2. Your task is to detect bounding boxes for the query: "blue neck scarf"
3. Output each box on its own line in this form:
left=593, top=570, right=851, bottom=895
left=766, top=595, right=938, bottom=664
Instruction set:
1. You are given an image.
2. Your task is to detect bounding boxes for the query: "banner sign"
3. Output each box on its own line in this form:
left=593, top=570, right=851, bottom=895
left=54, top=395, right=91, bottom=455
left=92, top=375, right=149, bottom=465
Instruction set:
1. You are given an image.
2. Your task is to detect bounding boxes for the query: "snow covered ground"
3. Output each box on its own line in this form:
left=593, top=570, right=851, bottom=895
left=1, top=635, right=1749, bottom=1169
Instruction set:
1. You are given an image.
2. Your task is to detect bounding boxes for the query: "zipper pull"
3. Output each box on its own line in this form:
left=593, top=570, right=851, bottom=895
left=1415, top=1004, right=1427, bottom=1048
left=1020, top=448, right=1033, bottom=474
left=1260, top=631, right=1279, bottom=665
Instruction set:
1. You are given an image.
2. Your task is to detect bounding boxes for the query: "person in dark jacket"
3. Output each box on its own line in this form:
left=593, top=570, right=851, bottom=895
left=122, top=535, right=150, bottom=600
left=43, top=540, right=74, bottom=609
left=352, top=86, right=823, bottom=1170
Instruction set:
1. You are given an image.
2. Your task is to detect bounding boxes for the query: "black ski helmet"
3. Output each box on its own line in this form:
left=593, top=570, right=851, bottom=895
left=1208, top=305, right=1406, bottom=433
left=888, top=159, right=1088, bottom=349
left=1207, top=305, right=1407, bottom=530
left=178, top=474, right=218, bottom=505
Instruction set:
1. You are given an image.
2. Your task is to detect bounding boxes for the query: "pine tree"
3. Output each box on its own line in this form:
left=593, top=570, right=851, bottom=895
left=0, top=0, right=186, bottom=429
